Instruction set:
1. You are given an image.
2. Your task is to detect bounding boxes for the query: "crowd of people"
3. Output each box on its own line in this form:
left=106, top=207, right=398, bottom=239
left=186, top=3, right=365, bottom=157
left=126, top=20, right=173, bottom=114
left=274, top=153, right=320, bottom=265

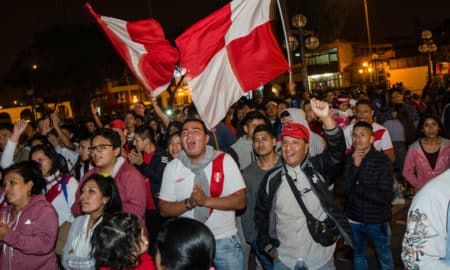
left=0, top=81, right=449, bottom=270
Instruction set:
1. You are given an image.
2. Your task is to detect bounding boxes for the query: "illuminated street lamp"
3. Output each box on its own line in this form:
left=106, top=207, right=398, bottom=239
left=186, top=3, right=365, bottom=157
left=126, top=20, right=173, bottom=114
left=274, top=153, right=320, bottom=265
left=358, top=61, right=373, bottom=82
left=418, top=30, right=437, bottom=82
left=289, top=14, right=320, bottom=93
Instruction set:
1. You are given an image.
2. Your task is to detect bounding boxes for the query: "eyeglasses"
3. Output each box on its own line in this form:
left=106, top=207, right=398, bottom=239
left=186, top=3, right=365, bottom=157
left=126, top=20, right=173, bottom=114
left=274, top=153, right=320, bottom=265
left=88, top=144, right=113, bottom=153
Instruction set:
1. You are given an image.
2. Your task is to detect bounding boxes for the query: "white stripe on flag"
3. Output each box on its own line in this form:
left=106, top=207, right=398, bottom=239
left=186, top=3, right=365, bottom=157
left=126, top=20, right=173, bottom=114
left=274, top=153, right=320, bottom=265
left=188, top=48, right=244, bottom=129
left=226, top=0, right=271, bottom=43
left=101, top=15, right=151, bottom=91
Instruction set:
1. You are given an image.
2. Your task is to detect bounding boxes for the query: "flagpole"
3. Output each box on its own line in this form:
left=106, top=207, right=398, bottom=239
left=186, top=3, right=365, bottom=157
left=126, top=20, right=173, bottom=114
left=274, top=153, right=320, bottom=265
left=276, top=0, right=294, bottom=84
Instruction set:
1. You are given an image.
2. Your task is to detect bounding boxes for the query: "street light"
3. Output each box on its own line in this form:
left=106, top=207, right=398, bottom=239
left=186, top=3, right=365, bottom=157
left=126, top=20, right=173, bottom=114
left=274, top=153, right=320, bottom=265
left=418, top=30, right=437, bottom=82
left=289, top=14, right=320, bottom=94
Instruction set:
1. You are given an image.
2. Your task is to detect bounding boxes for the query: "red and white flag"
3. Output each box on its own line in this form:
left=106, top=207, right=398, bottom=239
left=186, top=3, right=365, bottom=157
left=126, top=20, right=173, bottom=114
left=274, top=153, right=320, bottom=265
left=176, top=0, right=289, bottom=129
left=86, top=3, right=179, bottom=96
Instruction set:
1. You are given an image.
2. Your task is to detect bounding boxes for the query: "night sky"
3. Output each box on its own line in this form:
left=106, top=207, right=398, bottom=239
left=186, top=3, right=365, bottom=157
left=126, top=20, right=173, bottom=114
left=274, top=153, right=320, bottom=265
left=1, top=0, right=448, bottom=79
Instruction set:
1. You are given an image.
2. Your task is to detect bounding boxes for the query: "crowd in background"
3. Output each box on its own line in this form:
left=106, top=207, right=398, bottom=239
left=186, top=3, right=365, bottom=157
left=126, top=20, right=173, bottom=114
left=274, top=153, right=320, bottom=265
left=0, top=79, right=449, bottom=270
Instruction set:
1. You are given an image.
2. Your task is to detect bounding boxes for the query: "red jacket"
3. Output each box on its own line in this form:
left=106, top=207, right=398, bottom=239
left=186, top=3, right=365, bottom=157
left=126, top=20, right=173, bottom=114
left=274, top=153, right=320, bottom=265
left=71, top=157, right=147, bottom=220
left=0, top=195, right=59, bottom=270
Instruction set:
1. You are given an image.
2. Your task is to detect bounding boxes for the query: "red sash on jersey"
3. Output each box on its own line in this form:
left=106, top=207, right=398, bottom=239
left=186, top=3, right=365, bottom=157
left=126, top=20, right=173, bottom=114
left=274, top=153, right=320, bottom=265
left=46, top=175, right=70, bottom=203
left=208, top=153, right=226, bottom=216
left=144, top=178, right=156, bottom=210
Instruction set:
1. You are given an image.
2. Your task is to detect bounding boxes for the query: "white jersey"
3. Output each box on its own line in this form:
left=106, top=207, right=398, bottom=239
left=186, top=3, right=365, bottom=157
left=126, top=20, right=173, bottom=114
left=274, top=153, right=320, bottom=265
left=159, top=153, right=246, bottom=239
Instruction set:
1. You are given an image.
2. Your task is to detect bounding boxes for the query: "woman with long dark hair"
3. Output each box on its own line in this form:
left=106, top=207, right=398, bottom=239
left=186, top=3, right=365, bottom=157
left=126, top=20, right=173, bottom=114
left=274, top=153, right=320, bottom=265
left=62, top=174, right=122, bottom=270
left=91, top=212, right=154, bottom=270
left=30, top=143, right=78, bottom=226
left=403, top=114, right=450, bottom=192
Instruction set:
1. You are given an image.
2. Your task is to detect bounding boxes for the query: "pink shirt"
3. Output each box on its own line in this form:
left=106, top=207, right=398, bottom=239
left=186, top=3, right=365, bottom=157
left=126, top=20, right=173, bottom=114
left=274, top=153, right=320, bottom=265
left=403, top=138, right=450, bottom=191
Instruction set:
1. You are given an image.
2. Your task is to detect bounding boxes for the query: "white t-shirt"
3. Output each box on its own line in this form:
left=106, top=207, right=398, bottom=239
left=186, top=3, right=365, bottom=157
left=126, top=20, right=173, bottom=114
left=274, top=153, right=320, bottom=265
left=159, top=154, right=246, bottom=239
left=344, top=122, right=393, bottom=152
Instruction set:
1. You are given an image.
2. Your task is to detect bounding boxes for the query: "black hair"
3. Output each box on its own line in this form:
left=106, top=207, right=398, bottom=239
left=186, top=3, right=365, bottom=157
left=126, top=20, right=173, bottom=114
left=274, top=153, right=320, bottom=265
left=135, top=114, right=145, bottom=123
left=29, top=134, right=52, bottom=147
left=418, top=114, right=445, bottom=138
left=253, top=124, right=276, bottom=140
left=241, top=111, right=269, bottom=127
left=91, top=213, right=142, bottom=270
left=280, top=110, right=291, bottom=118
left=2, top=160, right=46, bottom=195
left=135, top=126, right=156, bottom=144
left=81, top=174, right=122, bottom=215
left=185, top=104, right=199, bottom=118
left=167, top=131, right=181, bottom=145
left=353, top=121, right=373, bottom=134
left=29, top=144, right=64, bottom=176
left=393, top=103, right=416, bottom=143
left=167, top=121, right=183, bottom=136
left=355, top=99, right=373, bottom=110
left=91, top=128, right=122, bottom=149
left=0, top=123, right=13, bottom=133
left=182, top=117, right=208, bottom=134
left=390, top=87, right=403, bottom=96
left=0, top=112, right=12, bottom=124
left=36, top=117, right=49, bottom=126
left=156, top=217, right=215, bottom=270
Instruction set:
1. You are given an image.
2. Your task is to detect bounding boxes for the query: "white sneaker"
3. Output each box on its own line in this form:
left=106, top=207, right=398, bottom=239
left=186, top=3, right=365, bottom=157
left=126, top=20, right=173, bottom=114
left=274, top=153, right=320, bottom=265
left=392, top=197, right=406, bottom=205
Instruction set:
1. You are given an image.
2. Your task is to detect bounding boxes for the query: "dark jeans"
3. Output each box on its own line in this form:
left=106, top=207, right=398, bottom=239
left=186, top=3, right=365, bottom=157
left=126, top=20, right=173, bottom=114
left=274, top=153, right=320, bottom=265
left=350, top=222, right=394, bottom=270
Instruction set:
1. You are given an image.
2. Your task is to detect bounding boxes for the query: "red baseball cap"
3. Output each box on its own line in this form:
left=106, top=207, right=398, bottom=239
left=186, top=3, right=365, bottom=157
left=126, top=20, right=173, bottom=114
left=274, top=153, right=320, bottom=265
left=281, top=123, right=310, bottom=142
left=109, top=119, right=126, bottom=129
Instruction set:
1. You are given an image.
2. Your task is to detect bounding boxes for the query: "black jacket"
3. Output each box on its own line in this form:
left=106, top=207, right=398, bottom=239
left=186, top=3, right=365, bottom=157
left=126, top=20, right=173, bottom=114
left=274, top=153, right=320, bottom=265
left=135, top=148, right=168, bottom=206
left=340, top=148, right=393, bottom=223
left=255, top=126, right=353, bottom=253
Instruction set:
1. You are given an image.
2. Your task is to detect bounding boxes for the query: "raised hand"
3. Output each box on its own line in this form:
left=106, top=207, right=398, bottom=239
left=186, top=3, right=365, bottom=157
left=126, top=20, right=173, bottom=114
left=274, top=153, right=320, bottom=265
left=128, top=149, right=144, bottom=165
left=310, top=98, right=336, bottom=129
left=50, top=113, right=60, bottom=129
left=309, top=98, right=329, bottom=118
left=11, top=120, right=28, bottom=143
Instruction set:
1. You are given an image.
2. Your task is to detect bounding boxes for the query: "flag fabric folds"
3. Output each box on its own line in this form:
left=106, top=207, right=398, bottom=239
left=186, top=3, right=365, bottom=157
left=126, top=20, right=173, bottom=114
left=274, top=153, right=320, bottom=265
left=176, top=0, right=289, bottom=129
left=86, top=3, right=179, bottom=96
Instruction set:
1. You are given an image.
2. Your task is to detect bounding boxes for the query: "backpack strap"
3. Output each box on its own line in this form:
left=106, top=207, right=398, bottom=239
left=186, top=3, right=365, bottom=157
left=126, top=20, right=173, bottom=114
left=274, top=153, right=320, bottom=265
left=208, top=152, right=226, bottom=216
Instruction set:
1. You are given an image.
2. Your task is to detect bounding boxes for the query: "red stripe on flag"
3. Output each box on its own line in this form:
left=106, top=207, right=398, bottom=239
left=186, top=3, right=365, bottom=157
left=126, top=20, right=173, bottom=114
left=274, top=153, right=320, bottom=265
left=175, top=4, right=232, bottom=78
left=85, top=3, right=178, bottom=94
left=127, top=20, right=179, bottom=90
left=227, top=21, right=289, bottom=91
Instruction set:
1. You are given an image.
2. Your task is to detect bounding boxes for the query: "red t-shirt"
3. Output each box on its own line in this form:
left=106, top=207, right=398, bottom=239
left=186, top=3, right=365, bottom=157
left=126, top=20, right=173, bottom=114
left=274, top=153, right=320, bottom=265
left=100, top=253, right=155, bottom=270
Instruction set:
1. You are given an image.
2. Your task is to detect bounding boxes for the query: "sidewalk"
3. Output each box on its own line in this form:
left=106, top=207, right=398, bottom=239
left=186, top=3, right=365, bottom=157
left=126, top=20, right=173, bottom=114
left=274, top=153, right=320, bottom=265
left=335, top=199, right=411, bottom=270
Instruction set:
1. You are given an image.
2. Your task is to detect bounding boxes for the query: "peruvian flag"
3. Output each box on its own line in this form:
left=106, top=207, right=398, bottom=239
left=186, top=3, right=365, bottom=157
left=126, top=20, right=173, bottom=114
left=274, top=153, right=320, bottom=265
left=86, top=3, right=179, bottom=96
left=176, top=0, right=289, bottom=129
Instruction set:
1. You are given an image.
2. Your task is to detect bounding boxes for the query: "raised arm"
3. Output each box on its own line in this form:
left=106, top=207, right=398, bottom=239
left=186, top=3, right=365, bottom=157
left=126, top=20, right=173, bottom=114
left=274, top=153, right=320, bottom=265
left=150, top=96, right=170, bottom=128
